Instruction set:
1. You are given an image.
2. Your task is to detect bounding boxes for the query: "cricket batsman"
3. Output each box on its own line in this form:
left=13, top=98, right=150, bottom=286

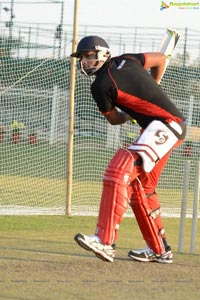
left=71, top=32, right=186, bottom=263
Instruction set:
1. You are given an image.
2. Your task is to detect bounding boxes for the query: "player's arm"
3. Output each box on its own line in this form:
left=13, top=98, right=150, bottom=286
left=103, top=108, right=132, bottom=125
left=91, top=85, right=132, bottom=125
left=143, top=52, right=167, bottom=84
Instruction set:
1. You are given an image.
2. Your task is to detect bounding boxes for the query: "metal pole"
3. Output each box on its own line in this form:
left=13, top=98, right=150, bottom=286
left=186, top=95, right=194, bottom=140
left=183, top=27, right=187, bottom=67
left=178, top=160, right=190, bottom=253
left=58, top=0, right=64, bottom=58
left=27, top=26, right=31, bottom=58
left=35, top=24, right=39, bottom=58
left=9, top=0, right=14, bottom=39
left=190, top=161, right=200, bottom=254
left=66, top=0, right=79, bottom=215
left=17, top=27, right=21, bottom=57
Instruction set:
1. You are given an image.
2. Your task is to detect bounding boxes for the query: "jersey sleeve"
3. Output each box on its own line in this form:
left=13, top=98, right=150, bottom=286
left=123, top=53, right=145, bottom=66
left=91, top=78, right=117, bottom=114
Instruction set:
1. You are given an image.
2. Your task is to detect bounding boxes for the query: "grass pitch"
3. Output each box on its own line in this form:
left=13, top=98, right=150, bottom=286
left=0, top=216, right=199, bottom=300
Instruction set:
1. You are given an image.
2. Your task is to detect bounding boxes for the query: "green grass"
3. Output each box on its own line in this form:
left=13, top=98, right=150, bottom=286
left=0, top=216, right=199, bottom=300
left=0, top=172, right=195, bottom=212
left=0, top=143, right=67, bottom=179
left=0, top=141, right=197, bottom=183
left=0, top=140, right=198, bottom=215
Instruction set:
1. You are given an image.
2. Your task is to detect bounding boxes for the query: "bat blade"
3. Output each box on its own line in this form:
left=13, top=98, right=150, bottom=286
left=158, top=28, right=181, bottom=59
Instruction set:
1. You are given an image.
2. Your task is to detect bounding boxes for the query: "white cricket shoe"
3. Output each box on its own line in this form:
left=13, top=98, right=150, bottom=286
left=128, top=247, right=173, bottom=264
left=74, top=233, right=116, bottom=262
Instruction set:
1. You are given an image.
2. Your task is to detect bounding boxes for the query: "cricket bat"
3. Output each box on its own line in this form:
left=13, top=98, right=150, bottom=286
left=157, top=28, right=181, bottom=80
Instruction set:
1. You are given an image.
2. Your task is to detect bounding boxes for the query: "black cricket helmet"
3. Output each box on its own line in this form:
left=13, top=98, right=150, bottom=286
left=71, top=35, right=111, bottom=76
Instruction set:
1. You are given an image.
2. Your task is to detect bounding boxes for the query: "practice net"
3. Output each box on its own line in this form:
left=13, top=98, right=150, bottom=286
left=0, top=26, right=199, bottom=217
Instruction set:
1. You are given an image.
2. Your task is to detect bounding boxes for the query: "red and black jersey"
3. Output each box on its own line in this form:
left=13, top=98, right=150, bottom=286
left=91, top=53, right=185, bottom=129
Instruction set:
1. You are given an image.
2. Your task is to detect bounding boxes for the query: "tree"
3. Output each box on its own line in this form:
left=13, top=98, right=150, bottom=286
left=170, top=52, right=191, bottom=66
left=191, top=56, right=200, bottom=67
left=0, top=36, right=22, bottom=57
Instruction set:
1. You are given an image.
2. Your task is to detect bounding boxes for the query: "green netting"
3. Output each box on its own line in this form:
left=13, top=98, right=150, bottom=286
left=0, top=25, right=199, bottom=217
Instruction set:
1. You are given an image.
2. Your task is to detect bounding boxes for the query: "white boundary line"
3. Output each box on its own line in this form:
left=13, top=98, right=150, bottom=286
left=0, top=205, right=199, bottom=218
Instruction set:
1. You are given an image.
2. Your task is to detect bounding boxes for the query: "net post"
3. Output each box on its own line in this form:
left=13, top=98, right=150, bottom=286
left=66, top=0, right=79, bottom=216
left=190, top=161, right=200, bottom=254
left=178, top=160, right=190, bottom=253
